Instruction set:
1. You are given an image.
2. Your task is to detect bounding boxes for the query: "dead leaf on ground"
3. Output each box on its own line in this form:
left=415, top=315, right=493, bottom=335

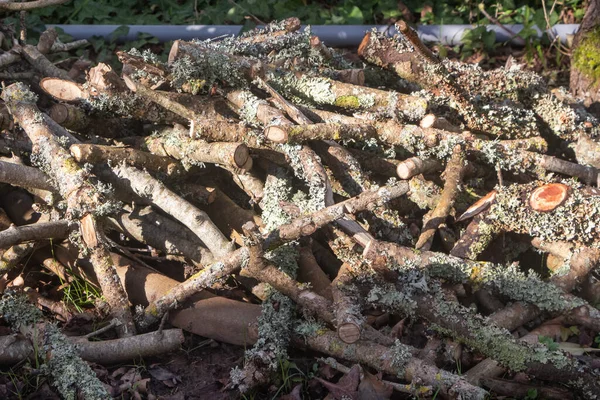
left=317, top=364, right=360, bottom=400
left=280, top=383, right=303, bottom=400
left=358, top=371, right=392, bottom=400
left=149, top=366, right=182, bottom=387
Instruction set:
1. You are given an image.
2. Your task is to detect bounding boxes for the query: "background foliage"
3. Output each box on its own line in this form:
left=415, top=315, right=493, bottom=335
left=16, top=0, right=587, bottom=27
left=0, top=0, right=587, bottom=74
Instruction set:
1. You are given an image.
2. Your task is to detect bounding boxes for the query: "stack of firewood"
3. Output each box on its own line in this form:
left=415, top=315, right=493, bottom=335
left=0, top=8, right=600, bottom=398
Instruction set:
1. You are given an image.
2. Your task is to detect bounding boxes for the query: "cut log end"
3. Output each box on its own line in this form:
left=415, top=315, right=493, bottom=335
left=529, top=183, right=569, bottom=212
left=40, top=78, right=84, bottom=102
left=396, top=20, right=409, bottom=33
left=283, top=17, right=301, bottom=32
left=48, top=103, right=69, bottom=124
left=122, top=74, right=137, bottom=93
left=456, top=190, right=497, bottom=222
left=420, top=114, right=436, bottom=129
left=357, top=32, right=372, bottom=57
left=546, top=253, right=566, bottom=272
left=264, top=125, right=288, bottom=143
left=337, top=323, right=361, bottom=344
left=420, top=114, right=461, bottom=133
left=234, top=144, right=250, bottom=168
left=300, top=223, right=317, bottom=237
left=239, top=156, right=253, bottom=172
left=310, top=35, right=322, bottom=47
left=69, top=144, right=84, bottom=162
left=396, top=158, right=420, bottom=180
left=168, top=40, right=182, bottom=65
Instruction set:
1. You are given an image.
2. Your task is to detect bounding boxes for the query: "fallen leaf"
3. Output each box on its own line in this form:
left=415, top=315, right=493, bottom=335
left=358, top=371, right=392, bottom=400
left=148, top=366, right=180, bottom=382
left=280, top=383, right=303, bottom=400
left=120, top=368, right=142, bottom=384
left=558, top=342, right=600, bottom=356
left=317, top=364, right=360, bottom=400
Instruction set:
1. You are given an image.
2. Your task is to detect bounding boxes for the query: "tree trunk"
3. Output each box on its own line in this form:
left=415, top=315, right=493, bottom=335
left=570, top=0, right=600, bottom=106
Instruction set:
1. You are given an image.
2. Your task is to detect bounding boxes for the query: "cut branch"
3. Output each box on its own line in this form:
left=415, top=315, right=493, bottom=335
left=111, top=162, right=234, bottom=258
left=415, top=145, right=465, bottom=250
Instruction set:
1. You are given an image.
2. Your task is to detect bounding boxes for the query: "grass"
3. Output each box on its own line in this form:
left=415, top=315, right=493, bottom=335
left=58, top=269, right=102, bottom=313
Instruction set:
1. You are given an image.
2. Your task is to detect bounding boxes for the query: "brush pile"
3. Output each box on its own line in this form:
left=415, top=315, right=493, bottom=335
left=1, top=5, right=600, bottom=398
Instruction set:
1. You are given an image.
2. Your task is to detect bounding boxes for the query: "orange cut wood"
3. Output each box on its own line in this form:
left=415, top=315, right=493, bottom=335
left=529, top=183, right=569, bottom=212
left=456, top=190, right=497, bottom=222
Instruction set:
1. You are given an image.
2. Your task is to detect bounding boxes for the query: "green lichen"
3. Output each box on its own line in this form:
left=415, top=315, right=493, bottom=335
left=427, top=254, right=582, bottom=313
left=358, top=93, right=376, bottom=109
left=1, top=82, right=39, bottom=104
left=280, top=144, right=327, bottom=212
left=85, top=92, right=137, bottom=118
left=236, top=243, right=299, bottom=391
left=89, top=180, right=122, bottom=217
left=483, top=263, right=584, bottom=312
left=261, top=168, right=295, bottom=231
left=334, top=95, right=360, bottom=109
left=389, top=339, right=413, bottom=374
left=293, top=318, right=327, bottom=338
left=475, top=140, right=532, bottom=174
left=170, top=42, right=248, bottom=93
left=43, top=324, right=111, bottom=400
left=431, top=294, right=571, bottom=372
left=419, top=135, right=465, bottom=161
left=245, top=291, right=295, bottom=370
left=0, top=291, right=42, bottom=328
left=407, top=177, right=441, bottom=210
left=265, top=244, right=299, bottom=277
left=573, top=27, right=600, bottom=83
left=226, top=25, right=318, bottom=65
left=366, top=282, right=417, bottom=317
left=236, top=90, right=262, bottom=124
left=127, top=48, right=162, bottom=65
left=268, top=73, right=336, bottom=106
left=0, top=292, right=109, bottom=400
left=464, top=219, right=497, bottom=260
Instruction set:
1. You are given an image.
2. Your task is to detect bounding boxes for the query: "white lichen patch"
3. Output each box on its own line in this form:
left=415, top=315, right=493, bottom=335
left=264, top=244, right=299, bottom=277
left=236, top=90, right=262, bottom=124
left=293, top=318, right=326, bottom=338
left=0, top=291, right=43, bottom=328
left=431, top=292, right=571, bottom=372
left=427, top=254, right=583, bottom=312
left=245, top=292, right=295, bottom=370
left=280, top=144, right=327, bottom=212
left=261, top=168, right=295, bottom=232
left=85, top=92, right=138, bottom=118
left=268, top=73, right=336, bottom=106
left=367, top=283, right=417, bottom=317
left=1, top=82, right=39, bottom=104
left=0, top=292, right=110, bottom=400
left=43, top=324, right=111, bottom=400
left=389, top=339, right=413, bottom=373
left=488, top=179, right=600, bottom=245
left=170, top=41, right=249, bottom=93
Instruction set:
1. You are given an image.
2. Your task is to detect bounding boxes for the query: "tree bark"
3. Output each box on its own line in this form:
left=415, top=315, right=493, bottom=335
left=570, top=0, right=600, bottom=105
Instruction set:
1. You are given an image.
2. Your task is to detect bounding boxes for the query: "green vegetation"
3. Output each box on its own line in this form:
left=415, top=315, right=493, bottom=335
left=4, top=0, right=584, bottom=27
left=0, top=0, right=586, bottom=69
left=59, top=270, right=102, bottom=313
left=572, top=26, right=600, bottom=80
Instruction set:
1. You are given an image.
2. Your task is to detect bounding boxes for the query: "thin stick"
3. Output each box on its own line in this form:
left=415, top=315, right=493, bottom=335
left=396, top=20, right=440, bottom=64
left=415, top=145, right=465, bottom=250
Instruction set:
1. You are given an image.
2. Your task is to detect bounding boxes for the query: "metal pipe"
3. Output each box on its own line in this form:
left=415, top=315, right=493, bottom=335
left=47, top=24, right=580, bottom=47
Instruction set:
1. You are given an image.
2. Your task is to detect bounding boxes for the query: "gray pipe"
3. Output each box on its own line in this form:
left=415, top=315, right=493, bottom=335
left=47, top=24, right=580, bottom=47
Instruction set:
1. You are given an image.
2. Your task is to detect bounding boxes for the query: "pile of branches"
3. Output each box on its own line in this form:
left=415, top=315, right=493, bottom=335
left=1, top=7, right=600, bottom=399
